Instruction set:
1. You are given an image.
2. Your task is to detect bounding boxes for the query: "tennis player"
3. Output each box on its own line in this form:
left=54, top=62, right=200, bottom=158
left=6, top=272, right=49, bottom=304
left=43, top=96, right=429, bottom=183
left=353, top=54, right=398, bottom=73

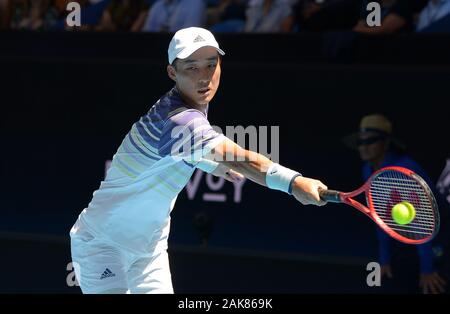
left=70, top=27, right=328, bottom=294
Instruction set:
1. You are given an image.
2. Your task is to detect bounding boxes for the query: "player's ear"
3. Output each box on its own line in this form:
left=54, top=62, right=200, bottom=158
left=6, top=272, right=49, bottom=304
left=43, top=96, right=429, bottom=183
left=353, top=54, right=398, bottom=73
left=167, top=65, right=177, bottom=82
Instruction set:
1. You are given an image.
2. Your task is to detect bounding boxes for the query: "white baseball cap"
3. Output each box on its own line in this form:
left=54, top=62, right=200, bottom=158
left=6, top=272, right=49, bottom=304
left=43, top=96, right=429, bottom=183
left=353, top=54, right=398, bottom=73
left=168, top=27, right=225, bottom=65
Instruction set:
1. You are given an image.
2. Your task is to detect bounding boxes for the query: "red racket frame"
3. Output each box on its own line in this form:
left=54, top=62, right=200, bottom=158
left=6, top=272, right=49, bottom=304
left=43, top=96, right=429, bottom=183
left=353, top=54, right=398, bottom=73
left=320, top=166, right=439, bottom=244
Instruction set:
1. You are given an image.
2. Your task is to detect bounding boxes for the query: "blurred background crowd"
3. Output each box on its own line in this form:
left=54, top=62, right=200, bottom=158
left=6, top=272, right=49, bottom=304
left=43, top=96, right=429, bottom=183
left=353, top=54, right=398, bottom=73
left=0, top=0, right=450, bottom=34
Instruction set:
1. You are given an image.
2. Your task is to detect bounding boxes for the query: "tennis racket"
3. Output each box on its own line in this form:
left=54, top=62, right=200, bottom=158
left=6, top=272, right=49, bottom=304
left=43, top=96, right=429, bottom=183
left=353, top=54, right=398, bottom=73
left=319, top=166, right=439, bottom=244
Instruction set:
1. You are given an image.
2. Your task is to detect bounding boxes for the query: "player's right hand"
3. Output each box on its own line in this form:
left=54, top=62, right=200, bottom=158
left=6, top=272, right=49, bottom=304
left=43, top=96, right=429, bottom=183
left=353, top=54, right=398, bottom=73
left=291, top=176, right=327, bottom=206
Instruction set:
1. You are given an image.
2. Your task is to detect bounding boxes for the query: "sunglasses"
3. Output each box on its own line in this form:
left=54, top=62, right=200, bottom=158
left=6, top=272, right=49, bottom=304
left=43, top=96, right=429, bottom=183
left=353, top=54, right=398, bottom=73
left=357, top=136, right=385, bottom=146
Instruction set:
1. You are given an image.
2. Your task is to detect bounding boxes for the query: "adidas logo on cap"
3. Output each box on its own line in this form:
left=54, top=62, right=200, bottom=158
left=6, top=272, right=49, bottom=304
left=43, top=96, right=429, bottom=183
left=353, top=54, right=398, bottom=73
left=193, top=35, right=205, bottom=43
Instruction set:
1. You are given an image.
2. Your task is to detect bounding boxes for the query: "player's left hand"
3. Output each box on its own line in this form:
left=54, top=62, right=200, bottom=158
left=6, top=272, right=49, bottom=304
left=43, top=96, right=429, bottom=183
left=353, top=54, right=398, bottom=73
left=211, top=164, right=245, bottom=183
left=419, top=272, right=446, bottom=294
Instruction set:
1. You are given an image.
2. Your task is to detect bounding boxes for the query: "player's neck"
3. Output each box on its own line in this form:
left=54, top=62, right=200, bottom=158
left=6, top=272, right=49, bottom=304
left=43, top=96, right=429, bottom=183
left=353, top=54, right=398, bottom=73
left=176, top=87, right=208, bottom=113
left=188, top=101, right=208, bottom=113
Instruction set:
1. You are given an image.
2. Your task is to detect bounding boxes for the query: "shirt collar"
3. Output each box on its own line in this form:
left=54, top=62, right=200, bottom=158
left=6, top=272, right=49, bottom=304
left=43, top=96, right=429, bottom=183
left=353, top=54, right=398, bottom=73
left=171, top=86, right=209, bottom=116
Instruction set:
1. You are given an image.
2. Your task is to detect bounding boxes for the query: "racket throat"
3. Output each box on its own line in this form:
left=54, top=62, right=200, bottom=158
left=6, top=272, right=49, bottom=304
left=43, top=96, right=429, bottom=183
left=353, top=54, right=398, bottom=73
left=346, top=198, right=371, bottom=215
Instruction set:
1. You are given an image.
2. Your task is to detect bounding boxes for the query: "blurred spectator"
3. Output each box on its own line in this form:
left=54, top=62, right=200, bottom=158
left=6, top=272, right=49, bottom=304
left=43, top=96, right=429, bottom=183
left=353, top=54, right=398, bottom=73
left=54, top=0, right=88, bottom=11
left=437, top=159, right=450, bottom=205
left=343, top=114, right=447, bottom=294
left=8, top=0, right=28, bottom=29
left=9, top=0, right=63, bottom=30
left=207, top=0, right=248, bottom=32
left=244, top=0, right=295, bottom=33
left=293, top=0, right=361, bottom=32
left=52, top=0, right=93, bottom=31
left=141, top=0, right=205, bottom=32
left=0, top=0, right=11, bottom=29
left=353, top=0, right=427, bottom=34
left=416, top=0, right=450, bottom=32
left=435, top=158, right=450, bottom=284
left=95, top=0, right=149, bottom=32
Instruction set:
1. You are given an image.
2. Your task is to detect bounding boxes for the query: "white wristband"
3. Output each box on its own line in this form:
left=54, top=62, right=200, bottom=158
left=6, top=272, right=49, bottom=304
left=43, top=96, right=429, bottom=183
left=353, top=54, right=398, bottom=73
left=265, top=163, right=302, bottom=194
left=196, top=158, right=219, bottom=173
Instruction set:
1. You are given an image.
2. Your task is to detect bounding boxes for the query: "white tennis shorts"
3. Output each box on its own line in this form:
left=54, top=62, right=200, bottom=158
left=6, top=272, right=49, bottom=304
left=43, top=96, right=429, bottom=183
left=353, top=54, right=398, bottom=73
left=70, top=227, right=174, bottom=294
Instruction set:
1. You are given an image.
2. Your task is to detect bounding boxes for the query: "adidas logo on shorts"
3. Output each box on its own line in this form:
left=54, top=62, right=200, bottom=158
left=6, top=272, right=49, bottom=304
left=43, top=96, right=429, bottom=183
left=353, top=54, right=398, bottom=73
left=100, top=268, right=116, bottom=280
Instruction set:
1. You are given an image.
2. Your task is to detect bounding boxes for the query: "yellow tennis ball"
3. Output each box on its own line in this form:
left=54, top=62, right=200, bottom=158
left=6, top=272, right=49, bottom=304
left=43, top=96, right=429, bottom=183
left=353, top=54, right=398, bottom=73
left=391, top=201, right=416, bottom=225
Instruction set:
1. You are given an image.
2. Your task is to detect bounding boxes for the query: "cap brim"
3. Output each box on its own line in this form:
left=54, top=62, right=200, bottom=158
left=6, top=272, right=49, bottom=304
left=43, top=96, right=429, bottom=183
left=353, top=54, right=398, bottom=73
left=176, top=43, right=225, bottom=61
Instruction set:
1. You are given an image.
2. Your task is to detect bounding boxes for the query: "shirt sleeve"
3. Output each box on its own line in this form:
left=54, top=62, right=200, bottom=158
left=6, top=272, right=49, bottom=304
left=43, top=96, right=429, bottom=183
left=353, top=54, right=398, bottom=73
left=158, top=110, right=225, bottom=164
left=376, top=226, right=392, bottom=266
left=417, top=241, right=435, bottom=274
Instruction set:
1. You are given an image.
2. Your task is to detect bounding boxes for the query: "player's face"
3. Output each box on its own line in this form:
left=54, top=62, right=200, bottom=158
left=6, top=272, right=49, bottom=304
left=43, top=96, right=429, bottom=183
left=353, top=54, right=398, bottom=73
left=168, top=47, right=221, bottom=107
left=358, top=131, right=387, bottom=163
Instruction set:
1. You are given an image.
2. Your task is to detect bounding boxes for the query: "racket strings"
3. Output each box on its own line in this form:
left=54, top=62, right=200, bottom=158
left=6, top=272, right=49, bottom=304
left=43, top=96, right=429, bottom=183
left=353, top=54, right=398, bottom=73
left=369, top=170, right=437, bottom=241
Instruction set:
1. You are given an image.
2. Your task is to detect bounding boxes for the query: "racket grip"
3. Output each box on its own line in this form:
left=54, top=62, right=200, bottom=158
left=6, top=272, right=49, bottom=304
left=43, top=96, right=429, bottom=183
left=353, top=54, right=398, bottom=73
left=319, top=189, right=342, bottom=203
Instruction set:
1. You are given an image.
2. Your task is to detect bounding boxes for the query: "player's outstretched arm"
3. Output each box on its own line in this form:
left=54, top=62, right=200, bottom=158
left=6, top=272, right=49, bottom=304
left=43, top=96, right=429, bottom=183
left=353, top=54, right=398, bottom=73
left=210, top=162, right=245, bottom=183
left=196, top=157, right=245, bottom=183
left=204, top=138, right=327, bottom=206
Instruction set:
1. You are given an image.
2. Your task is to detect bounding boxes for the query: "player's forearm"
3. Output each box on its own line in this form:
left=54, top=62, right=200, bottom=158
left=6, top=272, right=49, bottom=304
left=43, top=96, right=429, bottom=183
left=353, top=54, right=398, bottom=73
left=221, top=149, right=272, bottom=186
left=206, top=138, right=326, bottom=205
left=206, top=138, right=272, bottom=186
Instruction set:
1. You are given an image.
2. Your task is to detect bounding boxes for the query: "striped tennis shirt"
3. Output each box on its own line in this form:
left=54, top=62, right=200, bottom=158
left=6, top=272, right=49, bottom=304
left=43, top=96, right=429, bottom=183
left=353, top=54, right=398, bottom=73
left=71, top=87, right=225, bottom=255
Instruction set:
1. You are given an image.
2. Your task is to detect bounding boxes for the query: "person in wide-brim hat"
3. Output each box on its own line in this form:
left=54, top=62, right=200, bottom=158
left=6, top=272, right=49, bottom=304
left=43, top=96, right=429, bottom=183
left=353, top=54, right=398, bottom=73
left=342, top=114, right=447, bottom=294
left=342, top=114, right=406, bottom=169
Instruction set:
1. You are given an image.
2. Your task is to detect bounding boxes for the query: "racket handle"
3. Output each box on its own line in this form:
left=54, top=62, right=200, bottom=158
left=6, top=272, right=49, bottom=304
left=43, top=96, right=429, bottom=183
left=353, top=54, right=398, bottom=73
left=319, top=188, right=342, bottom=203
